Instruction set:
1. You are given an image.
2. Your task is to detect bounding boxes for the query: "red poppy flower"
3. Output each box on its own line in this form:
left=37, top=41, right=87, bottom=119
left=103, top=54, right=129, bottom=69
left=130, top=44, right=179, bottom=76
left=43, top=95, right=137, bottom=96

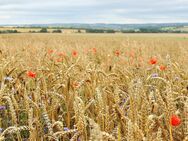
left=48, top=49, right=54, bottom=54
left=139, top=57, right=144, bottom=62
left=92, top=48, right=97, bottom=54
left=160, top=65, right=166, bottom=71
left=27, top=71, right=36, bottom=78
left=57, top=58, right=63, bottom=62
left=58, top=52, right=64, bottom=57
left=149, top=57, right=157, bottom=65
left=115, top=50, right=120, bottom=57
left=170, top=115, right=181, bottom=126
left=84, top=49, right=89, bottom=55
left=130, top=51, right=135, bottom=58
left=72, top=50, right=78, bottom=57
left=72, top=81, right=79, bottom=88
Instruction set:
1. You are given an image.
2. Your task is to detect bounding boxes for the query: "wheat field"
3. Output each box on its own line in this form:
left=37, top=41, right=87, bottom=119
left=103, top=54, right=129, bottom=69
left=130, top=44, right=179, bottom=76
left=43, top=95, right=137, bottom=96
left=0, top=33, right=188, bottom=141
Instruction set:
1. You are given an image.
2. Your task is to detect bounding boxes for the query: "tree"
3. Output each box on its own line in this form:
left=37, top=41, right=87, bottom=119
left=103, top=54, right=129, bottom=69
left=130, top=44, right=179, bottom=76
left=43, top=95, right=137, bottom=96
left=39, top=28, right=48, bottom=33
left=52, top=29, right=62, bottom=33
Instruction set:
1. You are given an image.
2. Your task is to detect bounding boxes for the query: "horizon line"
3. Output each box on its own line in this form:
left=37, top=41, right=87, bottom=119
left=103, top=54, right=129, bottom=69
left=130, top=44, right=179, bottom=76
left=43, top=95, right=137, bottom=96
left=1, top=22, right=188, bottom=26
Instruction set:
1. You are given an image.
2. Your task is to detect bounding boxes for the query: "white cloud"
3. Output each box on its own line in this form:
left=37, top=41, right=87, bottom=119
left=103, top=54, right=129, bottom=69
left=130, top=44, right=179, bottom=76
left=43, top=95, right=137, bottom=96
left=0, top=0, right=188, bottom=24
left=0, top=15, right=11, bottom=19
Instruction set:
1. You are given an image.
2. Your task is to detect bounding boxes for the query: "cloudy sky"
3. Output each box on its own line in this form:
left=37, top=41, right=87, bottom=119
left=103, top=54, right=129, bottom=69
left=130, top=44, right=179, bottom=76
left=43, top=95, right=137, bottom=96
left=0, top=0, right=188, bottom=24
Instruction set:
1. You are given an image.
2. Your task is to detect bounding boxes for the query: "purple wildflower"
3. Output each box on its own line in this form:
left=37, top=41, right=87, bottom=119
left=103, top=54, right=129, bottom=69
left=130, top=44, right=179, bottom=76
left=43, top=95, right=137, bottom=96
left=43, top=127, right=48, bottom=134
left=29, top=96, right=32, bottom=99
left=151, top=73, right=158, bottom=78
left=64, top=127, right=69, bottom=131
left=174, top=77, right=180, bottom=81
left=0, top=128, right=3, bottom=133
left=4, top=77, right=13, bottom=81
left=122, top=98, right=127, bottom=103
left=0, top=106, right=6, bottom=110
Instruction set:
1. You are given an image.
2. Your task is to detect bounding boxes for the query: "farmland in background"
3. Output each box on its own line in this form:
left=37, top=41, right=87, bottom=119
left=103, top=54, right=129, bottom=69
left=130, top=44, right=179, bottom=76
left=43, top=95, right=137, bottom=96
left=1, top=22, right=188, bottom=33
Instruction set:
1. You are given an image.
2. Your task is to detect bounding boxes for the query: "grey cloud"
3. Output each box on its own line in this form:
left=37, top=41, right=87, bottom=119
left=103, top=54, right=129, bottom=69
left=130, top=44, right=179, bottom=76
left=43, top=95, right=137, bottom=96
left=0, top=0, right=188, bottom=24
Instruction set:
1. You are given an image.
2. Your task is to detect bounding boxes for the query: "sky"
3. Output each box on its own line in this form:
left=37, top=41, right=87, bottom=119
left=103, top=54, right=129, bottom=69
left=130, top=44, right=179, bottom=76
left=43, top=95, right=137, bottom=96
left=0, top=0, right=188, bottom=24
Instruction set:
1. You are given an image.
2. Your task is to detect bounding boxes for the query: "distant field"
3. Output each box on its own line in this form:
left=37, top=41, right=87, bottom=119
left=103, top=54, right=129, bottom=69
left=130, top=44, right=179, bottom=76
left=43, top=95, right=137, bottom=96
left=1, top=33, right=188, bottom=68
left=0, top=27, right=85, bottom=33
left=0, top=33, right=188, bottom=141
left=162, top=26, right=188, bottom=32
left=176, top=26, right=188, bottom=31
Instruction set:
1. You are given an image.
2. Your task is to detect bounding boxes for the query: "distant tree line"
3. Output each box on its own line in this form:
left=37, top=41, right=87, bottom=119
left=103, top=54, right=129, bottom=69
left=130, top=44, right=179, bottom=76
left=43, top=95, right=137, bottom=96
left=52, top=29, right=62, bottom=33
left=1, top=27, right=188, bottom=34
left=85, top=29, right=116, bottom=33
left=29, top=28, right=49, bottom=33
left=85, top=28, right=188, bottom=33
left=29, top=28, right=62, bottom=33
left=0, top=30, right=18, bottom=34
left=121, top=28, right=188, bottom=33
